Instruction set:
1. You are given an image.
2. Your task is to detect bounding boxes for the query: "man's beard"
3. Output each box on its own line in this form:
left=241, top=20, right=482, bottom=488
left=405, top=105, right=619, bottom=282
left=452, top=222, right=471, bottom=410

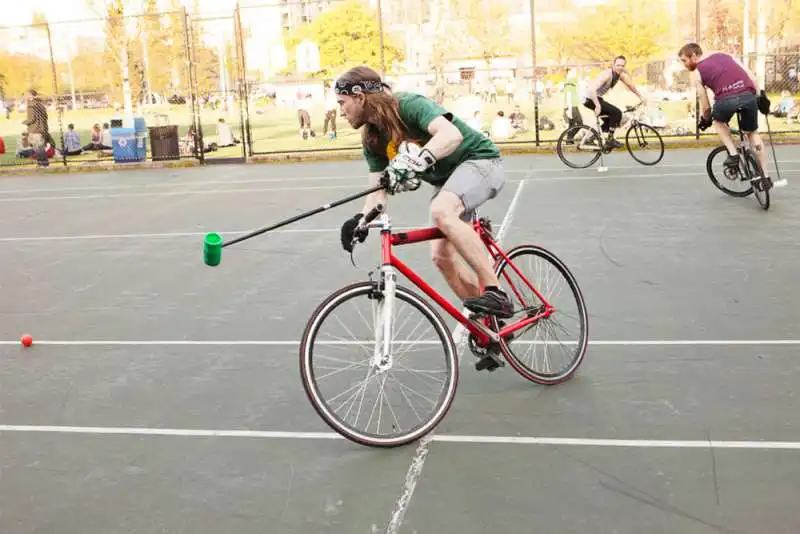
left=349, top=108, right=367, bottom=129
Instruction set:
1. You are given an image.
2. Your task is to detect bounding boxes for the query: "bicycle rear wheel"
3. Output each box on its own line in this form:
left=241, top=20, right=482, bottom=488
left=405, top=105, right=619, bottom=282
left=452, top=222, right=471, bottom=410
left=706, top=146, right=753, bottom=197
left=299, top=281, right=458, bottom=448
left=744, top=149, right=770, bottom=210
left=556, top=125, right=602, bottom=169
left=625, top=122, right=664, bottom=166
left=491, top=245, right=589, bottom=385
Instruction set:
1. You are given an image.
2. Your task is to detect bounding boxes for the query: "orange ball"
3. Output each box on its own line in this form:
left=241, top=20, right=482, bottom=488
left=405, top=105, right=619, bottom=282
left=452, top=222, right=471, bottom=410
left=21, top=334, right=33, bottom=347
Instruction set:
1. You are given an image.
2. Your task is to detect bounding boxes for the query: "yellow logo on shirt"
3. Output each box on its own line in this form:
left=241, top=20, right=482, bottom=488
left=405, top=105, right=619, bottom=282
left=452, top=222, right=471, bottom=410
left=386, top=140, right=398, bottom=160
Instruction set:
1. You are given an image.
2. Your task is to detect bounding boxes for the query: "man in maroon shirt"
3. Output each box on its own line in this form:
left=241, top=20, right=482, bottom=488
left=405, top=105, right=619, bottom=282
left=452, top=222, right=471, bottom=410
left=678, top=43, right=785, bottom=189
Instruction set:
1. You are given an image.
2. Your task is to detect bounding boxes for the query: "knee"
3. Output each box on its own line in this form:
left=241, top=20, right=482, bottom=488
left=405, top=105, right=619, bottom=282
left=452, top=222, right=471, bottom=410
left=430, top=195, right=464, bottom=231
left=431, top=243, right=455, bottom=272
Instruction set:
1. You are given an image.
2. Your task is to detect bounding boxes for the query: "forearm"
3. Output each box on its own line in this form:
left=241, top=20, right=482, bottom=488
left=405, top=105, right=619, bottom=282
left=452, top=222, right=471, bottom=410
left=590, top=89, right=600, bottom=109
left=423, top=129, right=462, bottom=160
left=698, top=89, right=711, bottom=115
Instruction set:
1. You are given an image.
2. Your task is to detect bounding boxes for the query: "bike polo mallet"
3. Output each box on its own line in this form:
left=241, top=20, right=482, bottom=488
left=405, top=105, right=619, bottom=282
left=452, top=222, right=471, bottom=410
left=595, top=115, right=609, bottom=173
left=203, top=179, right=387, bottom=267
left=759, top=90, right=784, bottom=187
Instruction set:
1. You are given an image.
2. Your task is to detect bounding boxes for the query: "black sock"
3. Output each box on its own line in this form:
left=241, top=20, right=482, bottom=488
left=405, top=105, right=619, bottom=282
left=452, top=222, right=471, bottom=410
left=485, top=285, right=503, bottom=295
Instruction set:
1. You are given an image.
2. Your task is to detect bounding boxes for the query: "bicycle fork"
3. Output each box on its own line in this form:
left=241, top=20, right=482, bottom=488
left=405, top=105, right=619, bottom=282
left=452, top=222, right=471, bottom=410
left=372, top=265, right=396, bottom=372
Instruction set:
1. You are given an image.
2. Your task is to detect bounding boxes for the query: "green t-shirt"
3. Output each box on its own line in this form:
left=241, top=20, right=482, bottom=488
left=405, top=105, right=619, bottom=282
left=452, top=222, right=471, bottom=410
left=363, top=92, right=500, bottom=186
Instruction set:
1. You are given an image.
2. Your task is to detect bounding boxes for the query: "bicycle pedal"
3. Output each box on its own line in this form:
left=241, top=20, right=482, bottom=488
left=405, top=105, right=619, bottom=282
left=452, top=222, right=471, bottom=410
left=475, top=356, right=503, bottom=372
left=475, top=350, right=505, bottom=372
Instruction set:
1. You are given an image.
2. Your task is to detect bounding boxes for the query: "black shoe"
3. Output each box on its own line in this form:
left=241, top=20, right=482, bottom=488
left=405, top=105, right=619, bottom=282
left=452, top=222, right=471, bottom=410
left=605, top=137, right=623, bottom=150
left=723, top=154, right=740, bottom=171
left=475, top=355, right=501, bottom=372
left=752, top=175, right=773, bottom=192
left=464, top=288, right=514, bottom=319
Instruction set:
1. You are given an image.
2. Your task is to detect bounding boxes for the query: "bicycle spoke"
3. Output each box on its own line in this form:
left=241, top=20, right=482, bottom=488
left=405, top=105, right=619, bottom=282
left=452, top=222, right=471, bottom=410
left=494, top=246, right=588, bottom=384
left=301, top=282, right=457, bottom=446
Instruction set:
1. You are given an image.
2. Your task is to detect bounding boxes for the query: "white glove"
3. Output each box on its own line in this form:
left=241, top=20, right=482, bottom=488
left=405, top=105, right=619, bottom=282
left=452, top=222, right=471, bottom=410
left=386, top=142, right=436, bottom=194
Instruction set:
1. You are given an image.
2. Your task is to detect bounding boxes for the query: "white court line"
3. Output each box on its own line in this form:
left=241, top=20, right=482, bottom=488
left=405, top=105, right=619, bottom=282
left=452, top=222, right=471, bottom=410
left=5, top=168, right=798, bottom=202
left=0, top=225, right=428, bottom=243
left=387, top=179, right=527, bottom=534
left=0, top=175, right=365, bottom=196
left=1, top=425, right=799, bottom=450
left=2, top=339, right=799, bottom=346
left=526, top=170, right=799, bottom=183
left=0, top=183, right=363, bottom=202
left=0, top=164, right=730, bottom=196
left=0, top=159, right=797, bottom=196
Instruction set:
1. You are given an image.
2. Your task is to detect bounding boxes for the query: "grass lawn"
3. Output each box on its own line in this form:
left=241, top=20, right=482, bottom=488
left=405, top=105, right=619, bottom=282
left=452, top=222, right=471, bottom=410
left=2, top=89, right=798, bottom=167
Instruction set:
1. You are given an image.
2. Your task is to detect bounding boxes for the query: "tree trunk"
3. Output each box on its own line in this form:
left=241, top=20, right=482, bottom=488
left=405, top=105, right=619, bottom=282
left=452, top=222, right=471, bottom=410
left=755, top=0, right=766, bottom=89
left=121, top=41, right=133, bottom=116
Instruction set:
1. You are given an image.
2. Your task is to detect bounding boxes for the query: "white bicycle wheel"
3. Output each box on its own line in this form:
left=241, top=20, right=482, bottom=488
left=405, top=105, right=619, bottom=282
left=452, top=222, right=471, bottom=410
left=299, top=281, right=458, bottom=448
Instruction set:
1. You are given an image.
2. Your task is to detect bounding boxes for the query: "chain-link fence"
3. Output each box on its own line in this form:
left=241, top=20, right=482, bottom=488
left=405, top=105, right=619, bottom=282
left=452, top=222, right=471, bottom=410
left=2, top=0, right=799, bottom=168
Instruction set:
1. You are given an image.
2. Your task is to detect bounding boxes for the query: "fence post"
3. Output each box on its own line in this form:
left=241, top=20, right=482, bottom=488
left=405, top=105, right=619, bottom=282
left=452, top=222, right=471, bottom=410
left=44, top=22, right=67, bottom=167
left=377, top=0, right=386, bottom=76
left=183, top=8, right=204, bottom=163
left=528, top=0, right=539, bottom=146
left=234, top=3, right=253, bottom=158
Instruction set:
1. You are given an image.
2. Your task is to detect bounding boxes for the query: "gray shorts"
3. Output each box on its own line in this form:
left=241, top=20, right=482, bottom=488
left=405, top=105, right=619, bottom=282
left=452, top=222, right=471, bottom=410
left=431, top=158, right=505, bottom=221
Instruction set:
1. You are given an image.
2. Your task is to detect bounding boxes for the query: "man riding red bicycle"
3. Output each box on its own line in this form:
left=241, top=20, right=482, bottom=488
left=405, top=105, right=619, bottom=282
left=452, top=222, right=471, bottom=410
left=335, top=66, right=514, bottom=325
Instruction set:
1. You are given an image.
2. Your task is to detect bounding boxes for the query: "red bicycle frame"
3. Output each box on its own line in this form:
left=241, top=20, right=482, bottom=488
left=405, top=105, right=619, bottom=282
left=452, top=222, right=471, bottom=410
left=379, top=218, right=554, bottom=347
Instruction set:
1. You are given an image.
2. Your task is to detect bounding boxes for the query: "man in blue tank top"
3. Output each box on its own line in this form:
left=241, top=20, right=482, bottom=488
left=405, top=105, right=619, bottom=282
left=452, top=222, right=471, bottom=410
left=583, top=55, right=646, bottom=149
left=678, top=42, right=785, bottom=188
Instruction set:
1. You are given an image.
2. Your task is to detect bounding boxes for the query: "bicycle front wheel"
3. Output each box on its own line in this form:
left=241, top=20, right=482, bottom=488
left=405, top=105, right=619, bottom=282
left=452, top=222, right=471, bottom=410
left=744, top=149, right=770, bottom=210
left=556, top=125, right=602, bottom=169
left=625, top=123, right=664, bottom=166
left=492, top=245, right=589, bottom=385
left=300, top=281, right=458, bottom=448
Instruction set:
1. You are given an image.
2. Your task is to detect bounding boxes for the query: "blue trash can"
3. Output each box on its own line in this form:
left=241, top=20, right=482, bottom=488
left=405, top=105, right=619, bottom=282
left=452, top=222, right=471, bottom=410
left=111, top=117, right=148, bottom=163
left=111, top=127, right=137, bottom=163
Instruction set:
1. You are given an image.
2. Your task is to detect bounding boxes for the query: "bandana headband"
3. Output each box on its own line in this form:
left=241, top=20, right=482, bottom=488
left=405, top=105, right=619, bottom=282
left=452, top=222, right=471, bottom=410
left=334, top=78, right=388, bottom=96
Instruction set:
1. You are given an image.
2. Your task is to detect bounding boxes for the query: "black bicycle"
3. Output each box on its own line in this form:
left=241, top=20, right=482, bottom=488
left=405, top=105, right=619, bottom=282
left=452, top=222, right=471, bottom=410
left=703, top=110, right=770, bottom=210
left=556, top=102, right=665, bottom=169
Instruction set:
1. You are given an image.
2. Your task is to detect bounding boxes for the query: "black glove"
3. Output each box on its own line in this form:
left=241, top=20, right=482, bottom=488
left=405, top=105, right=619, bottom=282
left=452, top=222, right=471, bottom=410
left=757, top=90, right=771, bottom=115
left=340, top=213, right=366, bottom=253
left=698, top=115, right=713, bottom=131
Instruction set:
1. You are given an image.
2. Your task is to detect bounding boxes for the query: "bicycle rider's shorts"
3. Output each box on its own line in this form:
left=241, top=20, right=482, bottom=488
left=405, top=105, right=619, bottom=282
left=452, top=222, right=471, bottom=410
left=431, top=157, right=505, bottom=222
left=712, top=91, right=758, bottom=132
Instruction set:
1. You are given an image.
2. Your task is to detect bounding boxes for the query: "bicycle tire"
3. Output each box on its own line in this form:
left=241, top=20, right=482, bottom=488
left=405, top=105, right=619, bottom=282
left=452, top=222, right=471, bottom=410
left=556, top=125, right=602, bottom=169
left=625, top=122, right=664, bottom=166
left=299, top=281, right=458, bottom=448
left=744, top=149, right=770, bottom=210
left=705, top=146, right=753, bottom=197
left=491, top=245, right=589, bottom=385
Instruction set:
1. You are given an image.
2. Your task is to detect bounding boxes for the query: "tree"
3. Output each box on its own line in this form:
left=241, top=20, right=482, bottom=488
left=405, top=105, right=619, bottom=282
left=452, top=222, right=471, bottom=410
left=101, top=0, right=133, bottom=110
left=282, top=0, right=404, bottom=77
left=542, top=0, right=672, bottom=69
left=701, top=0, right=744, bottom=53
left=455, top=0, right=522, bottom=64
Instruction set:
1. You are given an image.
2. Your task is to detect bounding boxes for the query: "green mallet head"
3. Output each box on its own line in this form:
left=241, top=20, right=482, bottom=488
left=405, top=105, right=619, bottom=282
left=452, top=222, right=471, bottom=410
left=203, top=232, right=223, bottom=266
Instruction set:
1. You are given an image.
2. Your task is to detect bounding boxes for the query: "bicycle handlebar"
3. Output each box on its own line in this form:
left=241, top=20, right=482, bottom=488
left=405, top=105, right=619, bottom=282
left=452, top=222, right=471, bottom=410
left=363, top=203, right=384, bottom=225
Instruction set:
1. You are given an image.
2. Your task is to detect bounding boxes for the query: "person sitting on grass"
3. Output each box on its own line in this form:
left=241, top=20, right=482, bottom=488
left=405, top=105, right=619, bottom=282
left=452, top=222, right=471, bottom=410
left=82, top=123, right=105, bottom=151
left=62, top=123, right=83, bottom=156
left=16, top=132, right=35, bottom=158
left=215, top=118, right=240, bottom=148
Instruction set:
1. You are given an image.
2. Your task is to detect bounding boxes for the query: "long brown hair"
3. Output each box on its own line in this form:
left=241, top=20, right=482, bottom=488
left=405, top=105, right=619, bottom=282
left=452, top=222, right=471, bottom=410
left=337, top=66, right=409, bottom=157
